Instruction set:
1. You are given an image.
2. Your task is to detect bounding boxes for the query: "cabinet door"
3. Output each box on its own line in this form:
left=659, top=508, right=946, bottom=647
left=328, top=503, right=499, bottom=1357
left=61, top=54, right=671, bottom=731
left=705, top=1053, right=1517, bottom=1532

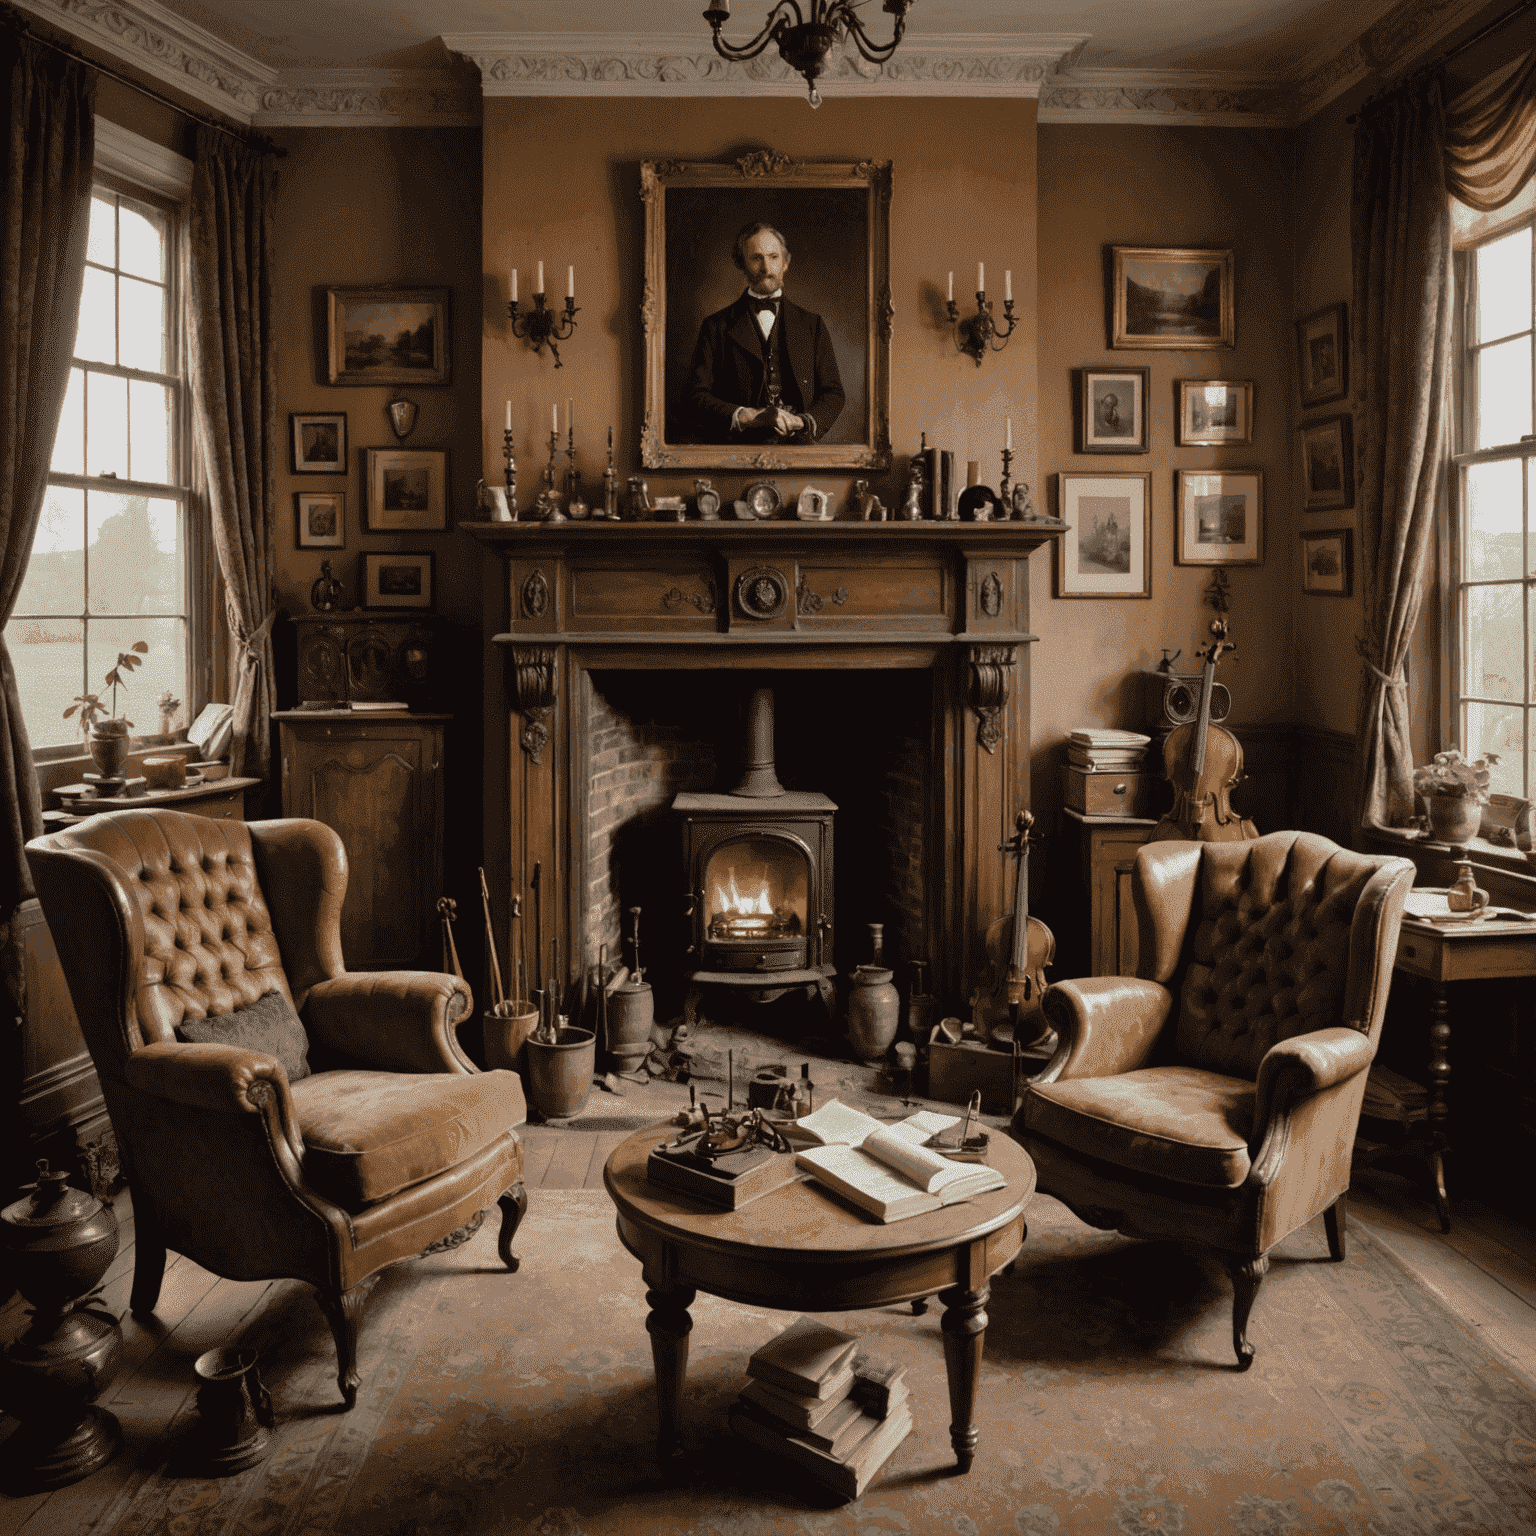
left=1089, top=826, right=1156, bottom=976
left=282, top=722, right=443, bottom=969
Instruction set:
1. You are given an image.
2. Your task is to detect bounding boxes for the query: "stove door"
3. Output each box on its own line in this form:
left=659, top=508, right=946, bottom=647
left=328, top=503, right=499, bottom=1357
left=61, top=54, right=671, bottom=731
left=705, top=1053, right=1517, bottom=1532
left=700, top=833, right=810, bottom=972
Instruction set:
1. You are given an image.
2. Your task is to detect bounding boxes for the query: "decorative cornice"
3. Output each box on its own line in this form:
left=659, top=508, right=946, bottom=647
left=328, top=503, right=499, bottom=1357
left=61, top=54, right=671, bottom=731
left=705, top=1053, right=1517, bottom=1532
left=254, top=71, right=481, bottom=128
left=444, top=32, right=1091, bottom=99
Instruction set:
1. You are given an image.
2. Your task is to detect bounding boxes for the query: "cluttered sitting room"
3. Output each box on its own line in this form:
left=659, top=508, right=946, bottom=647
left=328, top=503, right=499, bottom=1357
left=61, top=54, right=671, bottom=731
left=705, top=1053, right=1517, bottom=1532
left=4, top=0, right=1536, bottom=1529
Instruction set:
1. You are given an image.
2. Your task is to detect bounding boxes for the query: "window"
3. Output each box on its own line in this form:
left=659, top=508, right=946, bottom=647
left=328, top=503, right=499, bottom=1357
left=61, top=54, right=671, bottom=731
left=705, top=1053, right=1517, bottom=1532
left=1453, top=211, right=1536, bottom=799
left=6, top=127, right=195, bottom=758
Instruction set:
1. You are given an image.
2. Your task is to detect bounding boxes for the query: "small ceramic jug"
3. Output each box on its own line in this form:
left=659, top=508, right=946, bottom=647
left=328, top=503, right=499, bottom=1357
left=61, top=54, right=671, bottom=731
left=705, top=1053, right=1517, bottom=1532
left=1447, top=859, right=1490, bottom=914
left=847, top=965, right=900, bottom=1064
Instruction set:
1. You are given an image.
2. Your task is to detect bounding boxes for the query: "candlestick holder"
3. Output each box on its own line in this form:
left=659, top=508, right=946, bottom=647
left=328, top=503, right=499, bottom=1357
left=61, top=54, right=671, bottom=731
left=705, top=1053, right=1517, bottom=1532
left=508, top=293, right=579, bottom=369
left=947, top=290, right=1017, bottom=366
left=534, top=427, right=567, bottom=521
left=999, top=445, right=1013, bottom=514
left=564, top=428, right=589, bottom=519
left=601, top=427, right=617, bottom=519
left=502, top=428, right=519, bottom=520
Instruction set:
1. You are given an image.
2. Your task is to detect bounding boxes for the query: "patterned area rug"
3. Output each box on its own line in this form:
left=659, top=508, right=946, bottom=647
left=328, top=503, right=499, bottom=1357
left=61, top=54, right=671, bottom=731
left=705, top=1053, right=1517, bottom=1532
left=89, top=1189, right=1536, bottom=1535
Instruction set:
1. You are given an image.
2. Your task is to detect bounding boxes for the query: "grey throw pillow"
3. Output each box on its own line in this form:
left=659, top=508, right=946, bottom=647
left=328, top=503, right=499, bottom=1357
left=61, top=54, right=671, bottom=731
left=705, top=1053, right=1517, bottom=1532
left=177, top=990, right=311, bottom=1082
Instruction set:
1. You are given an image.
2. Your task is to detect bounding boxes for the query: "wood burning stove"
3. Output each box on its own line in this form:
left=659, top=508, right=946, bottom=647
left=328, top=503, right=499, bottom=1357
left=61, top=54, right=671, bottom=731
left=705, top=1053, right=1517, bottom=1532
left=674, top=687, right=836, bottom=1024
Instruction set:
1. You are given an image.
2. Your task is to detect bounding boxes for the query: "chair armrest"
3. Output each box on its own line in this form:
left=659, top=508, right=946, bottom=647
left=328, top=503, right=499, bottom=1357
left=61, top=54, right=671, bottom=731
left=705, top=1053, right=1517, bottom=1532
left=1251, top=1026, right=1374, bottom=1143
left=304, top=971, right=476, bottom=1074
left=1035, top=976, right=1175, bottom=1083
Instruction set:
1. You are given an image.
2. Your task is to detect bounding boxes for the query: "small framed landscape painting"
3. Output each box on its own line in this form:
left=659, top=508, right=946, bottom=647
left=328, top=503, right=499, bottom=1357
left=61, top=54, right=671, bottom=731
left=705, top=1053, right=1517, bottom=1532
left=1078, top=367, right=1149, bottom=453
left=364, top=448, right=448, bottom=532
left=291, top=412, right=347, bottom=473
left=1175, top=469, right=1264, bottom=566
left=1297, top=303, right=1347, bottom=407
left=363, top=551, right=434, bottom=610
left=1302, top=529, right=1352, bottom=597
left=1111, top=246, right=1233, bottom=350
left=295, top=490, right=344, bottom=549
left=1299, top=413, right=1354, bottom=511
left=327, top=287, right=450, bottom=386
left=1177, top=380, right=1252, bottom=446
left=1055, top=472, right=1151, bottom=598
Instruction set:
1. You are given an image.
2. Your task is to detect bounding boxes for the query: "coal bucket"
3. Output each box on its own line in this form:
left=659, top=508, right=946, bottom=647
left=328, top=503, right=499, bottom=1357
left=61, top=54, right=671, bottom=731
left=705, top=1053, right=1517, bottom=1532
left=525, top=1027, right=596, bottom=1119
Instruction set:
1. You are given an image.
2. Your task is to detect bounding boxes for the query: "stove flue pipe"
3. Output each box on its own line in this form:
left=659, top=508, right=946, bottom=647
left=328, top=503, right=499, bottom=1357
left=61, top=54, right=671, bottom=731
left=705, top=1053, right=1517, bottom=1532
left=731, top=685, right=786, bottom=798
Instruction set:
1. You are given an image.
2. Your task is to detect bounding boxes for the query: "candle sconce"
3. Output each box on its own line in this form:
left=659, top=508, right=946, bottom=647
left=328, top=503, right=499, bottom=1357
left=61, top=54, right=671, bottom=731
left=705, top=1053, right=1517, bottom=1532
left=947, top=289, right=1017, bottom=366
left=508, top=293, right=579, bottom=369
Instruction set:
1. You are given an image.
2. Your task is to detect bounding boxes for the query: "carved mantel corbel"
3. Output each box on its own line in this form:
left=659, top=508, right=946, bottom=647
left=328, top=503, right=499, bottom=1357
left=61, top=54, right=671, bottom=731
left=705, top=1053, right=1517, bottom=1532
left=969, top=644, right=1017, bottom=755
left=511, top=647, right=557, bottom=765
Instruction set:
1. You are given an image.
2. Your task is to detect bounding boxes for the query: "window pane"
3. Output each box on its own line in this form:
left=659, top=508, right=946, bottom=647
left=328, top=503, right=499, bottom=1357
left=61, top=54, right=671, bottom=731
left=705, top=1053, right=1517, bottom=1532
left=1476, top=336, right=1535, bottom=449
left=9, top=617, right=86, bottom=752
left=87, top=616, right=185, bottom=734
left=86, top=195, right=114, bottom=268
left=14, top=487, right=84, bottom=617
left=118, top=200, right=166, bottom=283
left=1464, top=700, right=1525, bottom=796
left=1464, top=458, right=1525, bottom=580
left=87, top=492, right=182, bottom=615
left=1465, top=584, right=1524, bottom=701
left=85, top=372, right=128, bottom=479
left=75, top=267, right=115, bottom=365
left=50, top=368, right=84, bottom=476
left=128, top=380, right=172, bottom=485
left=118, top=276, right=166, bottom=373
left=1476, top=224, right=1532, bottom=344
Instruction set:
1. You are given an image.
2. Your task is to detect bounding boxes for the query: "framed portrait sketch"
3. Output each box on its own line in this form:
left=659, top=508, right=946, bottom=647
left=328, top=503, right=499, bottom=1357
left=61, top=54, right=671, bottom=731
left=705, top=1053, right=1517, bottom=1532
left=363, top=551, right=434, bottom=611
left=1055, top=473, right=1151, bottom=598
left=1111, top=247, right=1234, bottom=349
left=641, top=151, right=892, bottom=473
left=295, top=490, right=344, bottom=549
left=1297, top=303, right=1347, bottom=407
left=327, top=287, right=450, bottom=386
left=1299, top=413, right=1354, bottom=511
left=291, top=412, right=347, bottom=473
left=1078, top=367, right=1149, bottom=453
left=1302, top=530, right=1352, bottom=597
left=364, top=448, right=447, bottom=532
left=1177, top=380, right=1253, bottom=446
left=1175, top=470, right=1263, bottom=566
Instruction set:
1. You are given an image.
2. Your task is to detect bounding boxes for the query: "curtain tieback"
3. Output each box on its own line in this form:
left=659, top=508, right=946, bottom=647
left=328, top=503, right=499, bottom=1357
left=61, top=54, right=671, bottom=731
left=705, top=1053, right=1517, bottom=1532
left=1356, top=638, right=1406, bottom=691
left=236, top=609, right=277, bottom=668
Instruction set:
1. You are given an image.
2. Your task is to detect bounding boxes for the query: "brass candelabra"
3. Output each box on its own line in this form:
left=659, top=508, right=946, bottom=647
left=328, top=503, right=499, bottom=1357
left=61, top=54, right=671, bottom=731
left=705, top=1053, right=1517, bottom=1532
left=508, top=293, right=579, bottom=368
left=948, top=289, right=1018, bottom=366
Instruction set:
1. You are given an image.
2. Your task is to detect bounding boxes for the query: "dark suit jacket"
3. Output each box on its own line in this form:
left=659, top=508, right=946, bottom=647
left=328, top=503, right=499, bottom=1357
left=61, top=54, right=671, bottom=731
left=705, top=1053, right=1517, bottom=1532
left=687, top=293, right=846, bottom=444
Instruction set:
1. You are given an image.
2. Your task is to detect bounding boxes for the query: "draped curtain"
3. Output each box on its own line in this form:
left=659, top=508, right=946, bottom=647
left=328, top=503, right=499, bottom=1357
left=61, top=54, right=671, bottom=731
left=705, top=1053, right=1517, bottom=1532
left=1353, top=50, right=1536, bottom=831
left=0, top=37, right=94, bottom=1013
left=187, top=129, right=276, bottom=780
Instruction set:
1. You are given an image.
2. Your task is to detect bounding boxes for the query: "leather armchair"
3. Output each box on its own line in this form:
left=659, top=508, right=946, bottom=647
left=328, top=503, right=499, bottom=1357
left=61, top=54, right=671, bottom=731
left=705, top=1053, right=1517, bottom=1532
left=1014, top=831, right=1413, bottom=1369
left=27, top=809, right=528, bottom=1409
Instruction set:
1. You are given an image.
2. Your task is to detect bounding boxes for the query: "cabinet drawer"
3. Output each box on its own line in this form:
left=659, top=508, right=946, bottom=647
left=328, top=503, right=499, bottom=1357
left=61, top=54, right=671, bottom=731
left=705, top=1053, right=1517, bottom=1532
left=1062, top=765, right=1164, bottom=818
left=566, top=562, right=719, bottom=631
left=795, top=560, right=952, bottom=629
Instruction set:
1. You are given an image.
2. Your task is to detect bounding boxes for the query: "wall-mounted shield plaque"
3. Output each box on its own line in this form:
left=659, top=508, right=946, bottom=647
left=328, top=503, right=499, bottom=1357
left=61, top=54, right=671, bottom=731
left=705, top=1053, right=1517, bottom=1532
left=387, top=396, right=418, bottom=441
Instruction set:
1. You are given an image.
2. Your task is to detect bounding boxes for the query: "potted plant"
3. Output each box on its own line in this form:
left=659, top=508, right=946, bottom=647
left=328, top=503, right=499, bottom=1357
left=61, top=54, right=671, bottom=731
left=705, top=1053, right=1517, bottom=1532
left=64, top=641, right=149, bottom=784
left=1412, top=748, right=1497, bottom=845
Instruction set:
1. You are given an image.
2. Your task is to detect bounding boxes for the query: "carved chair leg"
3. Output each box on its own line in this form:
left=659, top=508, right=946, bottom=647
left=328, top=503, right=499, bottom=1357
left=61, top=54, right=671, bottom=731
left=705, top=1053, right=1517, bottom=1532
left=129, top=1214, right=166, bottom=1317
left=1323, top=1194, right=1347, bottom=1262
left=316, top=1284, right=367, bottom=1410
left=1229, top=1254, right=1270, bottom=1371
left=497, top=1183, right=529, bottom=1272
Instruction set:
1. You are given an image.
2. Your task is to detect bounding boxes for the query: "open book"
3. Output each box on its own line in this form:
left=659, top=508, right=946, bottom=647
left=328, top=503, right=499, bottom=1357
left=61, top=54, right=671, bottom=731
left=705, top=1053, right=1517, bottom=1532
left=788, top=1100, right=1004, bottom=1222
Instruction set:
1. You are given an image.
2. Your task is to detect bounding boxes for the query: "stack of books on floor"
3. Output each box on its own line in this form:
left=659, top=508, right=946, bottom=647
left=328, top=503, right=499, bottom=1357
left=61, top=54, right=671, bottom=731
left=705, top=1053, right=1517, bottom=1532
left=728, top=1317, right=913, bottom=1500
left=1063, top=728, right=1158, bottom=817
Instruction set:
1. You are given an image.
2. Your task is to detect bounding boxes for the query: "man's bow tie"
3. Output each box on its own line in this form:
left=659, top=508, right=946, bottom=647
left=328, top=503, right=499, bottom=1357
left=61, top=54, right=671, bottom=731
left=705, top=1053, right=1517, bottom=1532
left=749, top=294, right=781, bottom=313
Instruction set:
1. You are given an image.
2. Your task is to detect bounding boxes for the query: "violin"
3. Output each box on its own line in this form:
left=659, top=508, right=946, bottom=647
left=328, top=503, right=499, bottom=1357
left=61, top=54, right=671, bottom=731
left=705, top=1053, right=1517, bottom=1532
left=972, top=811, right=1056, bottom=1048
left=1150, top=619, right=1258, bottom=844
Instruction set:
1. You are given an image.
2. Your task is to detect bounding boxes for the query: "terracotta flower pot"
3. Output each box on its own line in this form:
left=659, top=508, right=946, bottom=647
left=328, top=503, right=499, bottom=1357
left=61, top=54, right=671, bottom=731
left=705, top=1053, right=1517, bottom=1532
left=1425, top=793, right=1482, bottom=847
left=86, top=719, right=130, bottom=781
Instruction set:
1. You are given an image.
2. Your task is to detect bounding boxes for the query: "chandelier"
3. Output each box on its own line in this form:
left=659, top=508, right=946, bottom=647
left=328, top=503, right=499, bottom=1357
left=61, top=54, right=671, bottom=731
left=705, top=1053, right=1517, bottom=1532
left=703, top=0, right=917, bottom=108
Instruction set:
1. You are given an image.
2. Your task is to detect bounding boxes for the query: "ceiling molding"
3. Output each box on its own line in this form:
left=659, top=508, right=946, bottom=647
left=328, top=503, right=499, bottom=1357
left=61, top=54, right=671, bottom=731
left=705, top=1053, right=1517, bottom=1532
left=443, top=32, right=1092, bottom=100
left=1038, top=70, right=1289, bottom=128
left=253, top=71, right=481, bottom=128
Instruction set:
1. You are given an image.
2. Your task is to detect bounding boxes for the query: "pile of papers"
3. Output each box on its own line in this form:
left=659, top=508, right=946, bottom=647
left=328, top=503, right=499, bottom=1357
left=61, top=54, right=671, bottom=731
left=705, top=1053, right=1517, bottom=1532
left=1067, top=728, right=1151, bottom=772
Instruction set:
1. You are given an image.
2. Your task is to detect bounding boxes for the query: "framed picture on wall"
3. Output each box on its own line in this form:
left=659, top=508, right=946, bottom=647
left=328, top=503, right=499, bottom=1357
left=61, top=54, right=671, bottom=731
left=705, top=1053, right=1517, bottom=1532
left=362, top=551, right=434, bottom=610
left=327, top=287, right=450, bottom=386
left=295, top=490, right=344, bottom=549
left=290, top=412, right=347, bottom=473
left=1054, top=472, right=1151, bottom=598
left=1111, top=247, right=1234, bottom=349
left=1175, top=469, right=1264, bottom=566
left=1297, top=303, right=1347, bottom=407
left=640, top=152, right=893, bottom=473
left=1299, top=413, right=1354, bottom=511
left=1177, top=380, right=1253, bottom=445
left=364, top=448, right=448, bottom=532
left=1302, top=529, right=1353, bottom=597
left=1077, top=367, right=1149, bottom=453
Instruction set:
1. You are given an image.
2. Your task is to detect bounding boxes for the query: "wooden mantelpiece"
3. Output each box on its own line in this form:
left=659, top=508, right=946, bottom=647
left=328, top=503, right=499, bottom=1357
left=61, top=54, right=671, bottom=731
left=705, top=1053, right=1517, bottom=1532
left=465, top=518, right=1065, bottom=1014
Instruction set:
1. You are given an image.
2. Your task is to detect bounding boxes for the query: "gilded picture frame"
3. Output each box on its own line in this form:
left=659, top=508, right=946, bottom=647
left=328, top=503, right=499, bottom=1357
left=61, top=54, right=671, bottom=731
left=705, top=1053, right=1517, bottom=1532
left=1111, top=246, right=1234, bottom=350
left=1297, top=303, right=1347, bottom=408
left=1299, top=413, right=1355, bottom=512
left=1055, top=472, right=1152, bottom=599
left=641, top=151, right=893, bottom=473
left=1177, top=380, right=1253, bottom=446
left=1174, top=469, right=1264, bottom=566
left=327, top=287, right=450, bottom=387
left=1078, top=367, right=1150, bottom=454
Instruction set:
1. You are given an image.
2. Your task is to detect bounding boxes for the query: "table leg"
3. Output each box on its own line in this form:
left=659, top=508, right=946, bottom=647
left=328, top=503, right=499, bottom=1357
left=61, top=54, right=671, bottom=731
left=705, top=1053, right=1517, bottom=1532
left=644, top=1280, right=695, bottom=1461
left=1428, top=980, right=1451, bottom=1234
left=939, top=1282, right=990, bottom=1473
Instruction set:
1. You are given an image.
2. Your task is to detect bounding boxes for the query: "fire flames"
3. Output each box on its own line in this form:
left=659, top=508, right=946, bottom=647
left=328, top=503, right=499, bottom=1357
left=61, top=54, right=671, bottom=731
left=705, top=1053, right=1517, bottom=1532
left=709, top=865, right=801, bottom=941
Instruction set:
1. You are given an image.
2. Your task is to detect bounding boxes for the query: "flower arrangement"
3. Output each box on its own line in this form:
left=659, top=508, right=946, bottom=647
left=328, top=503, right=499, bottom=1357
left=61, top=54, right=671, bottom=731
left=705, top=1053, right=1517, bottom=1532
left=63, top=641, right=149, bottom=732
left=1411, top=748, right=1498, bottom=804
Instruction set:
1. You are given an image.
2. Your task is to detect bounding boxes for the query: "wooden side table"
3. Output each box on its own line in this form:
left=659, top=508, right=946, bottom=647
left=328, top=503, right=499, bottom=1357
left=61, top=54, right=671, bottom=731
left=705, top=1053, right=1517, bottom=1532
left=1061, top=808, right=1159, bottom=976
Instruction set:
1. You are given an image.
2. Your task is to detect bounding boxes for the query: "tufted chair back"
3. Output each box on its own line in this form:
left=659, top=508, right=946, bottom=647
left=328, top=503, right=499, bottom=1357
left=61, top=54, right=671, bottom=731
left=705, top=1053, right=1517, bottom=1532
left=1142, top=831, right=1395, bottom=1082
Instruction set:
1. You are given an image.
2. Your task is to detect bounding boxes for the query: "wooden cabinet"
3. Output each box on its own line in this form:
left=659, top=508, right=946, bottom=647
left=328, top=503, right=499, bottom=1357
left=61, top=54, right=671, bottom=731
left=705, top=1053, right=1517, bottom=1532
left=276, top=712, right=447, bottom=970
left=1063, top=809, right=1159, bottom=977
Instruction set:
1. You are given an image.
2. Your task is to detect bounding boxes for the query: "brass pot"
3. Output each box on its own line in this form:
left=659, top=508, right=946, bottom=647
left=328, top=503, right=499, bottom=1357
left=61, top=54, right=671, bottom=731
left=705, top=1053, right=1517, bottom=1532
left=86, top=719, right=130, bottom=781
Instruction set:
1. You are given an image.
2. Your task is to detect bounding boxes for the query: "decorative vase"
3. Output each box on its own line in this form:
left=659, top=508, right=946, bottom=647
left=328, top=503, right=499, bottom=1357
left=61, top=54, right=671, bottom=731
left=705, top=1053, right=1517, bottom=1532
left=186, top=1347, right=273, bottom=1475
left=1425, top=794, right=1482, bottom=847
left=85, top=720, right=130, bottom=783
left=847, top=965, right=900, bottom=1064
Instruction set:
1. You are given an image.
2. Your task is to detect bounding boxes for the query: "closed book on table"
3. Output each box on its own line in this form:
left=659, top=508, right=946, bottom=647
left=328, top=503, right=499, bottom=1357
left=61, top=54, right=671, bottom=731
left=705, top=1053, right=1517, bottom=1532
left=728, top=1399, right=914, bottom=1499
left=746, top=1315, right=859, bottom=1397
left=646, top=1144, right=799, bottom=1210
left=740, top=1371, right=855, bottom=1432
left=1062, top=764, right=1161, bottom=818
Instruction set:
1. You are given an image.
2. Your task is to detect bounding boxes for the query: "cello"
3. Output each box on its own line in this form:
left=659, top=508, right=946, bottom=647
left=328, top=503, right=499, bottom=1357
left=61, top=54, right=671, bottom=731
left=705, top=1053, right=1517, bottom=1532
left=1149, top=618, right=1258, bottom=843
left=972, top=811, right=1056, bottom=1048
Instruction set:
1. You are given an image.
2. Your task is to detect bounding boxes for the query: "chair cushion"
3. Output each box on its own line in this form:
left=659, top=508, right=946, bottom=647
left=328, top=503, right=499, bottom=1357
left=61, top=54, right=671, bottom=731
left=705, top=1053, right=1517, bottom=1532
left=289, top=1068, right=524, bottom=1209
left=1024, top=1065, right=1255, bottom=1187
left=177, top=990, right=311, bottom=1082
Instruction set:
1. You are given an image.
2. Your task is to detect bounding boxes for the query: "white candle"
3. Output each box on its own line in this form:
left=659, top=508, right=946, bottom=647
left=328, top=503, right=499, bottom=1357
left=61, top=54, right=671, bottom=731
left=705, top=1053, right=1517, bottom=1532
left=567, top=265, right=575, bottom=299
left=552, top=403, right=558, bottom=434
left=505, top=400, right=511, bottom=430
left=1005, top=269, right=1012, bottom=302
left=1006, top=417, right=1012, bottom=450
left=978, top=262, right=985, bottom=295
left=511, top=269, right=518, bottom=303
left=947, top=271, right=954, bottom=303
left=537, top=260, right=545, bottom=294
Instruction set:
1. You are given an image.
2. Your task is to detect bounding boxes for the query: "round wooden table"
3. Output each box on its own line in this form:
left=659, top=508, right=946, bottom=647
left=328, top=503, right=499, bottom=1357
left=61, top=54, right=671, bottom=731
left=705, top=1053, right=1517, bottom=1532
left=604, top=1123, right=1036, bottom=1472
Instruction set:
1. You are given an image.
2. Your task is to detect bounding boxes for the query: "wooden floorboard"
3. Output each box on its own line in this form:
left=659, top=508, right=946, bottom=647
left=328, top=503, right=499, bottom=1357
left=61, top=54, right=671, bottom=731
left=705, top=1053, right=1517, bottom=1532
left=541, top=1132, right=599, bottom=1190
